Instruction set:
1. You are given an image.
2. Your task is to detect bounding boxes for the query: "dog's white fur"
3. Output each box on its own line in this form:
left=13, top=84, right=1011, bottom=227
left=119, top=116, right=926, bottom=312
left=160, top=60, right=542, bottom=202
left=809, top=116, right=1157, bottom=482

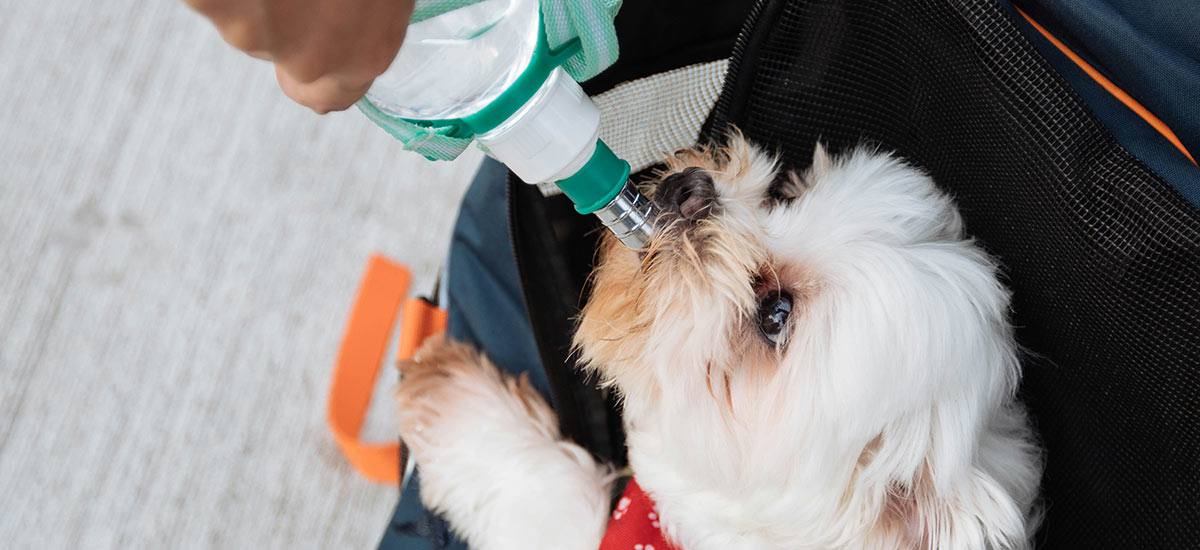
left=396, top=135, right=1042, bottom=549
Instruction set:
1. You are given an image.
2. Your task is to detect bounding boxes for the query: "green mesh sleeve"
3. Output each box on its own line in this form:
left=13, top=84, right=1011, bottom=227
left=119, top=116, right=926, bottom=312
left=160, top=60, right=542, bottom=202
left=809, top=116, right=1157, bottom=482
left=356, top=0, right=621, bottom=161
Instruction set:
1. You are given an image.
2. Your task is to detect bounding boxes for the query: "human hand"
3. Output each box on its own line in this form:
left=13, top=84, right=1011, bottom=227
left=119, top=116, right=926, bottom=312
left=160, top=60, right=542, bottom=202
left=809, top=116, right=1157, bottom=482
left=186, top=0, right=416, bottom=113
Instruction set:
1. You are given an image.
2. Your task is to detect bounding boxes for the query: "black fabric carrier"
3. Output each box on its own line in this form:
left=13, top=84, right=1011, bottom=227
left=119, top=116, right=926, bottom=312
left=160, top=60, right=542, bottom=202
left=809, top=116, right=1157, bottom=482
left=511, top=0, right=1200, bottom=547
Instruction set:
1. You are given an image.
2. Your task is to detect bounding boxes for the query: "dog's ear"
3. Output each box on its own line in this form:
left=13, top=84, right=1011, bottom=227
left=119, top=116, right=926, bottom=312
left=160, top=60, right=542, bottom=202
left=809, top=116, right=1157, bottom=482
left=870, top=403, right=1039, bottom=549
left=883, top=464, right=1034, bottom=550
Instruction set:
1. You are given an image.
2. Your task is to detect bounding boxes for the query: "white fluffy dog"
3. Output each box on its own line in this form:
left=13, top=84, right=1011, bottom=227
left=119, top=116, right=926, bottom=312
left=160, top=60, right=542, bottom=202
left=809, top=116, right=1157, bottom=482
left=396, top=134, right=1042, bottom=549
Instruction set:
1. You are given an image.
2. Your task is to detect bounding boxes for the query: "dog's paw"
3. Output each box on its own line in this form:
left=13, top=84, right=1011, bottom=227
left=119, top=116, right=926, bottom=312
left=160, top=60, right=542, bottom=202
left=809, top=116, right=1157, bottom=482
left=394, top=335, right=613, bottom=549
left=395, top=334, right=556, bottom=460
left=395, top=334, right=480, bottom=454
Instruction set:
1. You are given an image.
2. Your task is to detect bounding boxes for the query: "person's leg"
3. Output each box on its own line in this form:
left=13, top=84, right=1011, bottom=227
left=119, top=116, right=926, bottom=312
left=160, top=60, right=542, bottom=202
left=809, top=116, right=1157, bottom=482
left=378, top=158, right=544, bottom=550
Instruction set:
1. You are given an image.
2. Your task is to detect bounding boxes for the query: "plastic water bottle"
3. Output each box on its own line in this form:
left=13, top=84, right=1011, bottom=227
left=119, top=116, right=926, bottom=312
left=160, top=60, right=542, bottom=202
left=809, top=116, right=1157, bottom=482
left=363, top=0, right=656, bottom=249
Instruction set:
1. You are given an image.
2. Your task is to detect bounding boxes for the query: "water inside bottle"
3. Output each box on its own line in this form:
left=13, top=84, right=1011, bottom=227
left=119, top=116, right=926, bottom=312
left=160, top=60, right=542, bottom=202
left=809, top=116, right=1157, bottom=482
left=365, top=0, right=540, bottom=121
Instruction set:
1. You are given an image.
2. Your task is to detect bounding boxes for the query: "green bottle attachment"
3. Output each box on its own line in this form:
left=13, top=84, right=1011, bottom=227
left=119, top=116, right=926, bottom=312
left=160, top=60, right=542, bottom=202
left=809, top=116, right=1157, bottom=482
left=393, top=17, right=657, bottom=249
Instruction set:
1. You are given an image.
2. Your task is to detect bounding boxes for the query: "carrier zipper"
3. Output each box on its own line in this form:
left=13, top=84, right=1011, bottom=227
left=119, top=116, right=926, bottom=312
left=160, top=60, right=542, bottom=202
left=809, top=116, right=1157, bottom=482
left=707, top=0, right=771, bottom=136
left=505, top=174, right=529, bottom=323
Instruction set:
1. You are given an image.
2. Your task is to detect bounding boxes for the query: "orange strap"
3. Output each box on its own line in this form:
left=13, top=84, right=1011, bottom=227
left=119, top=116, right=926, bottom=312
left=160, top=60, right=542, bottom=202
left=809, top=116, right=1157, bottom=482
left=1014, top=6, right=1197, bottom=167
left=327, top=254, right=448, bottom=484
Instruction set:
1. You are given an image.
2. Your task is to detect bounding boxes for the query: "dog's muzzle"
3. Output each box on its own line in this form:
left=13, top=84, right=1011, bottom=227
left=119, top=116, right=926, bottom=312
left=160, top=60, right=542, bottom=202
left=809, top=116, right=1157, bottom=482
left=658, top=167, right=717, bottom=221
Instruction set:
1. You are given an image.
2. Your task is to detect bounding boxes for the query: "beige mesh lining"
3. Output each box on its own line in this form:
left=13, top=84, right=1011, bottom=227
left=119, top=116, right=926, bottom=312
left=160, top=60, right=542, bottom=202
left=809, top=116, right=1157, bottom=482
left=536, top=59, right=729, bottom=196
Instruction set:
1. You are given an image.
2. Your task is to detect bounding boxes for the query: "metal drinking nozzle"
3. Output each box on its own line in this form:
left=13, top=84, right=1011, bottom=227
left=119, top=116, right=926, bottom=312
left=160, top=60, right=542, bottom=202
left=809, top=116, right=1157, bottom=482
left=593, top=180, right=658, bottom=250
left=550, top=139, right=657, bottom=250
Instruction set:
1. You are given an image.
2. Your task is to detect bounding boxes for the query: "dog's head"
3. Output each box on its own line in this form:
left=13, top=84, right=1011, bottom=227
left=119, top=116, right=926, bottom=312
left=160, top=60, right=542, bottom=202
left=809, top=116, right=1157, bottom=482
left=576, top=134, right=1036, bottom=546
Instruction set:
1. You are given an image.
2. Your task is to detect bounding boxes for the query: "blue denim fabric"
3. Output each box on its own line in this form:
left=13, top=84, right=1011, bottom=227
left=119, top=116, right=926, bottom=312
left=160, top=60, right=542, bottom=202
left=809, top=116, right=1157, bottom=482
left=1006, top=0, right=1200, bottom=207
left=378, top=158, right=544, bottom=550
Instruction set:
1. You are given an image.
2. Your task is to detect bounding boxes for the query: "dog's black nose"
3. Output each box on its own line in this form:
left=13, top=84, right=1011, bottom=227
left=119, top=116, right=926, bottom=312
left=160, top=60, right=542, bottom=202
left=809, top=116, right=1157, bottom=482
left=658, top=167, right=716, bottom=219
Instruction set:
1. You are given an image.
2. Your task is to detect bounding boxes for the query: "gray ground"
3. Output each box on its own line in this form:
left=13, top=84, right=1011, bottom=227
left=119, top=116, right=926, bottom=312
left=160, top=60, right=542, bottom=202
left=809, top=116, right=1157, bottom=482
left=0, top=0, right=483, bottom=547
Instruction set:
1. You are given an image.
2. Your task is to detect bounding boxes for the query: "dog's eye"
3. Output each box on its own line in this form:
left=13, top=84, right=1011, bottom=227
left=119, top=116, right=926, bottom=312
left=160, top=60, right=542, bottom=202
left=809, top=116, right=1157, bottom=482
left=757, top=291, right=792, bottom=346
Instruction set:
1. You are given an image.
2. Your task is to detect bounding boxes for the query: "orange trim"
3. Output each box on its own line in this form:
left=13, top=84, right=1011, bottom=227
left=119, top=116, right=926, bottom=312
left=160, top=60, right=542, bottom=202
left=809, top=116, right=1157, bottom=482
left=1014, top=6, right=1196, bottom=167
left=326, top=254, right=447, bottom=485
left=398, top=298, right=449, bottom=362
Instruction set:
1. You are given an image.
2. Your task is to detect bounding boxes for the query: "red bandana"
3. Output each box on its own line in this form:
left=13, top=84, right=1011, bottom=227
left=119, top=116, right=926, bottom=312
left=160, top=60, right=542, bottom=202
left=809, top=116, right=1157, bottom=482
left=599, top=478, right=679, bottom=550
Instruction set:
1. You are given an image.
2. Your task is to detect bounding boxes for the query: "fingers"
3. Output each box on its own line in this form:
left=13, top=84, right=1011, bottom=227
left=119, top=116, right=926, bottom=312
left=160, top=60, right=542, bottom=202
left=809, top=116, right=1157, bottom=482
left=186, top=0, right=271, bottom=54
left=276, top=66, right=371, bottom=114
left=272, top=0, right=413, bottom=112
left=185, top=0, right=415, bottom=114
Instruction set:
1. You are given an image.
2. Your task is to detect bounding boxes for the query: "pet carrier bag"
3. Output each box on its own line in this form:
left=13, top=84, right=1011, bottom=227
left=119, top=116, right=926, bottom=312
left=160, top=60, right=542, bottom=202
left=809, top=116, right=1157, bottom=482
left=345, top=0, right=1197, bottom=547
left=510, top=0, right=1200, bottom=548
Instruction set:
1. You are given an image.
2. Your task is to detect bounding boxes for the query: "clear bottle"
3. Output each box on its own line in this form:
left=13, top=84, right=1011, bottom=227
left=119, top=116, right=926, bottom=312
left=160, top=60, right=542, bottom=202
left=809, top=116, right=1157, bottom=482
left=363, top=0, right=656, bottom=249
